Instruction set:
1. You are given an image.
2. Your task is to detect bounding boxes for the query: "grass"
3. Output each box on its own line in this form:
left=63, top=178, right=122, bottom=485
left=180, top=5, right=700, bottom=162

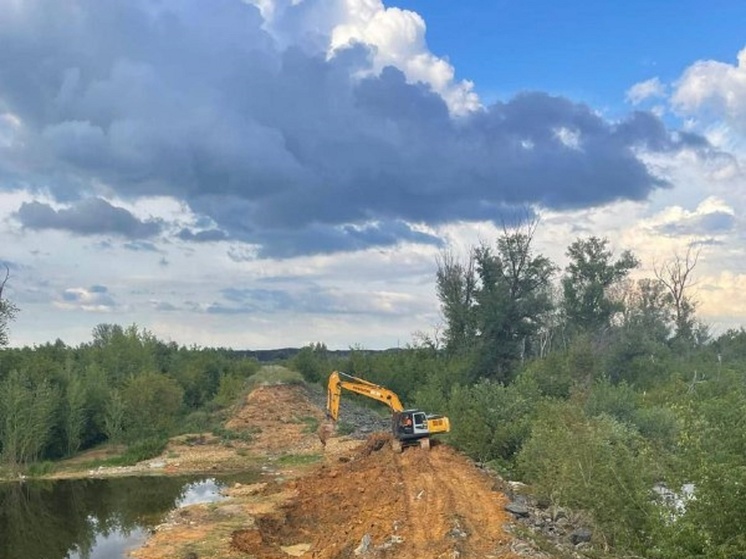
left=247, top=365, right=305, bottom=388
left=25, top=461, right=56, bottom=477
left=276, top=453, right=322, bottom=466
left=337, top=420, right=356, bottom=436
left=299, top=415, right=320, bottom=434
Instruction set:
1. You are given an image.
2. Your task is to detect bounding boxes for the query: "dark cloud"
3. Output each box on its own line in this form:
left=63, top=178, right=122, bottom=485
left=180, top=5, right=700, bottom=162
left=0, top=0, right=709, bottom=257
left=15, top=198, right=163, bottom=238
left=177, top=228, right=229, bottom=243
left=659, top=211, right=735, bottom=237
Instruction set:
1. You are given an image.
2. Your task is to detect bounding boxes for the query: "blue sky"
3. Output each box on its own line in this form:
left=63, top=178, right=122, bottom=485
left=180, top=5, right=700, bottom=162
left=1, top=0, right=746, bottom=349
left=391, top=1, right=746, bottom=107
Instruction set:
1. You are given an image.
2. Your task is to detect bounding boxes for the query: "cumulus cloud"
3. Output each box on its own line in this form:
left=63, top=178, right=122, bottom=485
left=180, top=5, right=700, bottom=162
left=672, top=47, right=746, bottom=131
left=627, top=77, right=667, bottom=105
left=0, top=0, right=706, bottom=258
left=15, top=198, right=163, bottom=238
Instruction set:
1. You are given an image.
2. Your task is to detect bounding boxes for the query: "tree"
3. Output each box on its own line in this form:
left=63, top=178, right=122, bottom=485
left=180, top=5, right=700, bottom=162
left=0, top=371, right=57, bottom=469
left=63, top=371, right=87, bottom=455
left=436, top=249, right=477, bottom=356
left=0, top=264, right=18, bottom=348
left=437, top=220, right=556, bottom=382
left=654, top=247, right=700, bottom=345
left=121, top=372, right=184, bottom=441
left=472, top=220, right=557, bottom=380
left=562, top=237, right=639, bottom=335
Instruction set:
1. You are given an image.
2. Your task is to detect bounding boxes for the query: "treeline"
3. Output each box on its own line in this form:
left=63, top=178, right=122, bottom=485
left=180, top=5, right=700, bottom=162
left=288, top=225, right=746, bottom=558
left=0, top=324, right=261, bottom=471
left=2, top=223, right=745, bottom=556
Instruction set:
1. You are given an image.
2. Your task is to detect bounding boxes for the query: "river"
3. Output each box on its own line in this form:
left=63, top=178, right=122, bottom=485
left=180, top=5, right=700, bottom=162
left=0, top=472, right=259, bottom=559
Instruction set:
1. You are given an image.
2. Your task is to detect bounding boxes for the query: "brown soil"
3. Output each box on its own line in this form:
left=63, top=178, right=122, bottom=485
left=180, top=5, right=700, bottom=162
left=127, top=384, right=523, bottom=559
left=231, top=434, right=518, bottom=559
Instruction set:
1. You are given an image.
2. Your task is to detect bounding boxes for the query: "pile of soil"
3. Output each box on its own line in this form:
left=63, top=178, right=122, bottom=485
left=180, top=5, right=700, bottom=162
left=231, top=434, right=518, bottom=558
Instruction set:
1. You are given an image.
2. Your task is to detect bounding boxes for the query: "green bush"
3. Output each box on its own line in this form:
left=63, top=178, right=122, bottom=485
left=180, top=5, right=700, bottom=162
left=181, top=410, right=220, bottom=433
left=632, top=406, right=680, bottom=449
left=212, top=373, right=248, bottom=408
left=120, top=436, right=168, bottom=464
left=444, top=375, right=543, bottom=471
left=517, top=401, right=657, bottom=553
left=584, top=378, right=638, bottom=424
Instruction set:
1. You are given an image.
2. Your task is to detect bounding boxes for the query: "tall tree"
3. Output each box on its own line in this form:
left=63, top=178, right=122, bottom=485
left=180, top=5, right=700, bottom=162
left=472, top=221, right=557, bottom=380
left=437, top=219, right=556, bottom=382
left=562, top=237, right=639, bottom=335
left=0, top=371, right=57, bottom=468
left=436, top=249, right=477, bottom=356
left=654, top=247, right=701, bottom=344
left=0, top=264, right=18, bottom=348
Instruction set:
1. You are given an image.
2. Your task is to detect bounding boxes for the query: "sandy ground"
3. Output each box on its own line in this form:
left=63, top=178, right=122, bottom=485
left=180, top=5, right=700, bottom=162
left=120, top=384, right=522, bottom=559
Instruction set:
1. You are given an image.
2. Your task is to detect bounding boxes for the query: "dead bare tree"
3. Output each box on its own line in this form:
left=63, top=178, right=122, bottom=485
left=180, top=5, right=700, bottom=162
left=654, top=247, right=701, bottom=341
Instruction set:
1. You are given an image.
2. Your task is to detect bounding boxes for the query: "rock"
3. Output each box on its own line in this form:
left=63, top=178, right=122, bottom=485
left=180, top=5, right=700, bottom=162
left=354, top=533, right=372, bottom=556
left=551, top=507, right=567, bottom=521
left=378, top=535, right=404, bottom=550
left=504, top=502, right=530, bottom=518
left=281, top=543, right=312, bottom=556
left=570, top=527, right=593, bottom=545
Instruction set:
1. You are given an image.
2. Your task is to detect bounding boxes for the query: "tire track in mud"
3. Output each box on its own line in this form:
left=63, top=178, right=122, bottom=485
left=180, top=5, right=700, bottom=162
left=397, top=444, right=514, bottom=558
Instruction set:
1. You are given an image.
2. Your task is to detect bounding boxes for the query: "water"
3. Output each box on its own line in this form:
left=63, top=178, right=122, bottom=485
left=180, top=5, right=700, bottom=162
left=0, top=472, right=259, bottom=559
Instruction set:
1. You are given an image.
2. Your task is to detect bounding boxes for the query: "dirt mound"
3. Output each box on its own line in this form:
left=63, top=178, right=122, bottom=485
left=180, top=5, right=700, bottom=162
left=232, top=434, right=518, bottom=559
left=226, top=384, right=327, bottom=456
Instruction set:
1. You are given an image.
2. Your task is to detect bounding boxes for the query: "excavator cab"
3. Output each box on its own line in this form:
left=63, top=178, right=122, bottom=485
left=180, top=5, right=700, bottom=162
left=393, top=410, right=429, bottom=441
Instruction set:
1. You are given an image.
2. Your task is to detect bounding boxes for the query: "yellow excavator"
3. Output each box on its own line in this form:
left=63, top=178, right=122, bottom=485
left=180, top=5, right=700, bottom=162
left=326, top=371, right=450, bottom=452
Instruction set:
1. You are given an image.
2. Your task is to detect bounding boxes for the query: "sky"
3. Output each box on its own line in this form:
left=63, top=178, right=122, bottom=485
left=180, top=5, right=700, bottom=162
left=1, top=0, right=746, bottom=350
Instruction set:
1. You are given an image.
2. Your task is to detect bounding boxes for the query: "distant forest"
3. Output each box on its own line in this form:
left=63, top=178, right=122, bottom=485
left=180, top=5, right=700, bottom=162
left=1, top=224, right=745, bottom=558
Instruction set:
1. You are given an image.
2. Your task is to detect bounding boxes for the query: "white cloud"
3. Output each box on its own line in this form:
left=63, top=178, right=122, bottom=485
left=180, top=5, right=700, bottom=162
left=672, top=47, right=746, bottom=132
left=627, top=77, right=666, bottom=105
left=252, top=0, right=480, bottom=114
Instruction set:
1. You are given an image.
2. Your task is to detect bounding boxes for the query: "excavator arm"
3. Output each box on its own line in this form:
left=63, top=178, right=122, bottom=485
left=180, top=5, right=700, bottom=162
left=327, top=371, right=404, bottom=420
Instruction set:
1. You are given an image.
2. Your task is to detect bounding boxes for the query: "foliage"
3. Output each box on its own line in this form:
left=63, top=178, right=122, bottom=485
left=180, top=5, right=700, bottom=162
left=119, top=436, right=169, bottom=465
left=562, top=236, right=639, bottom=335
left=0, top=370, right=57, bottom=469
left=0, top=297, right=17, bottom=348
left=518, top=402, right=657, bottom=552
left=436, top=222, right=557, bottom=383
left=0, top=323, right=263, bottom=471
left=121, top=371, right=184, bottom=442
left=290, top=343, right=330, bottom=383
left=442, top=375, right=543, bottom=472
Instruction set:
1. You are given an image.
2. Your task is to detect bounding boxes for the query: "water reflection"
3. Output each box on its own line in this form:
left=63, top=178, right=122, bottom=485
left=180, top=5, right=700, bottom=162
left=0, top=474, right=256, bottom=559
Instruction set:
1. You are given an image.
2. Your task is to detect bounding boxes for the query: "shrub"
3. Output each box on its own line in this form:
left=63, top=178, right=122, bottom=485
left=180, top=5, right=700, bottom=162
left=246, top=366, right=304, bottom=388
left=517, top=401, right=657, bottom=553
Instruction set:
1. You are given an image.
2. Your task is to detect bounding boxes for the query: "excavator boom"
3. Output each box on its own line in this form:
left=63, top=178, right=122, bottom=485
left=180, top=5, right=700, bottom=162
left=327, top=371, right=403, bottom=421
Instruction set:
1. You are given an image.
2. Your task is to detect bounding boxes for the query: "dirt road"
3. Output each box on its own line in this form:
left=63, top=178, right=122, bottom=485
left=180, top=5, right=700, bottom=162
left=132, top=384, right=521, bottom=559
